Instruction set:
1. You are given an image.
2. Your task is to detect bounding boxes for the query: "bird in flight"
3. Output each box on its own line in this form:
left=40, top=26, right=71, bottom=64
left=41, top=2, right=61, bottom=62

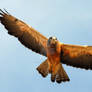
left=0, top=9, right=92, bottom=84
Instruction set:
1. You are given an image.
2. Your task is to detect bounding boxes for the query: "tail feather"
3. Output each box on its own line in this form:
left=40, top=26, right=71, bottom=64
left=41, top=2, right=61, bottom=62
left=37, top=59, right=70, bottom=84
left=51, top=63, right=70, bottom=83
left=36, top=59, right=49, bottom=77
left=56, top=64, right=70, bottom=83
left=51, top=74, right=56, bottom=82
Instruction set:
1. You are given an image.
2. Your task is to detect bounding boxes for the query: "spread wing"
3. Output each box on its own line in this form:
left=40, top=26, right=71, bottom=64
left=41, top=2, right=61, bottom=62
left=0, top=9, right=48, bottom=56
left=61, top=44, right=92, bottom=70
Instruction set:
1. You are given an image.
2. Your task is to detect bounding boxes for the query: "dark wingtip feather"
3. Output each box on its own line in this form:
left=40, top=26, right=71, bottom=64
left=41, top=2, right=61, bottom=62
left=0, top=9, right=10, bottom=16
left=0, top=9, right=5, bottom=14
left=3, top=8, right=10, bottom=15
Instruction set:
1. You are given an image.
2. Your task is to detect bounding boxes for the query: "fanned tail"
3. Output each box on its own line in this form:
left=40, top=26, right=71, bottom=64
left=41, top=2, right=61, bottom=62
left=37, top=59, right=70, bottom=83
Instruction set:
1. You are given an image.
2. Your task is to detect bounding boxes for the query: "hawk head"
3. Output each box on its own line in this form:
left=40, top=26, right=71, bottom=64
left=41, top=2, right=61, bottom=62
left=47, top=36, right=58, bottom=48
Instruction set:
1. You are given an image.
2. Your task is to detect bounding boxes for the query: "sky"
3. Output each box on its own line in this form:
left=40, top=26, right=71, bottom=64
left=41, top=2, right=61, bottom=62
left=0, top=0, right=92, bottom=92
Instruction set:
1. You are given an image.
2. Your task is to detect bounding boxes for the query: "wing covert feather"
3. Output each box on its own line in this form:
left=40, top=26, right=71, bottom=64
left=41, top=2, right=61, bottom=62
left=0, top=9, right=47, bottom=56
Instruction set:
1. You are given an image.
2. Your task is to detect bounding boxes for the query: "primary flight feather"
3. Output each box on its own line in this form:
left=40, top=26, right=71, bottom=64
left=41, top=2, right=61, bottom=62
left=0, top=9, right=92, bottom=84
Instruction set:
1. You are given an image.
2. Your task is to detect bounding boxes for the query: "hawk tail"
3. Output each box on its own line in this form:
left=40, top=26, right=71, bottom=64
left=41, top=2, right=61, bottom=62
left=51, top=63, right=70, bottom=83
left=36, top=59, right=49, bottom=77
left=36, top=60, right=70, bottom=83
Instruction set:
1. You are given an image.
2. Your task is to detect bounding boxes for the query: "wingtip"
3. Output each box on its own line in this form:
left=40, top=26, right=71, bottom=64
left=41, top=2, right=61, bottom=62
left=3, top=8, right=10, bottom=15
left=0, top=9, right=10, bottom=16
left=0, top=9, right=4, bottom=15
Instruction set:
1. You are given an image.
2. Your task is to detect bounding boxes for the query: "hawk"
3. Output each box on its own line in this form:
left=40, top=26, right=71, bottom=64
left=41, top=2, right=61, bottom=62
left=0, top=9, right=92, bottom=84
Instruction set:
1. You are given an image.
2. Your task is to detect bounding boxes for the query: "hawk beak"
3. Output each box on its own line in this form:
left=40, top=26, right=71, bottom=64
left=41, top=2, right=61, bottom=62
left=50, top=40, right=56, bottom=47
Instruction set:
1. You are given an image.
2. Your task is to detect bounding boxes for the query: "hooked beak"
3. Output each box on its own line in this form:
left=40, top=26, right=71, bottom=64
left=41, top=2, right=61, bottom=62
left=50, top=40, right=56, bottom=47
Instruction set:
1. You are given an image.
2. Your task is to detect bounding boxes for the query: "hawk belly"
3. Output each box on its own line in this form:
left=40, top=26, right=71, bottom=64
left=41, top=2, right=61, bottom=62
left=46, top=42, right=61, bottom=73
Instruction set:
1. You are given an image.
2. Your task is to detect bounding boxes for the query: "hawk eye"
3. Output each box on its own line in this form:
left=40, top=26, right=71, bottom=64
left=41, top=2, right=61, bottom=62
left=49, top=37, right=52, bottom=40
left=49, top=36, right=58, bottom=40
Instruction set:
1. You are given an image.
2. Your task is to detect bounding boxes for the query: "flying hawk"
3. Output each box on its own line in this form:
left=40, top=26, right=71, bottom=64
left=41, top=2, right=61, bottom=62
left=0, top=9, right=92, bottom=84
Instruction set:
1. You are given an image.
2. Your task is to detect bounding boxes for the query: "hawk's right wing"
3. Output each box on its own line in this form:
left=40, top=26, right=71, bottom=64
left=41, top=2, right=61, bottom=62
left=0, top=9, right=48, bottom=56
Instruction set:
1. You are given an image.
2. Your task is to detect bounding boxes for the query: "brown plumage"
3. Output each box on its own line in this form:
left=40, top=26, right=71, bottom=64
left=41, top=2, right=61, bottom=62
left=61, top=44, right=92, bottom=70
left=0, top=9, right=47, bottom=56
left=0, top=9, right=92, bottom=84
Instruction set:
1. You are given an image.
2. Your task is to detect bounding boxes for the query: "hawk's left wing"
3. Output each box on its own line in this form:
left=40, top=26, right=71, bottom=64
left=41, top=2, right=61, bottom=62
left=61, top=44, right=92, bottom=70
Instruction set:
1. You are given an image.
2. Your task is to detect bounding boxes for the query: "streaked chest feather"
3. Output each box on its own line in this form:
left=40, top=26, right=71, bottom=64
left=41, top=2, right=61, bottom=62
left=47, top=44, right=61, bottom=64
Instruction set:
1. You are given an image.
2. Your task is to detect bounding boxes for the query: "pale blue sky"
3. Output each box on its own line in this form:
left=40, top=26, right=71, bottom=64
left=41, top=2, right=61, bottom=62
left=0, top=0, right=92, bottom=92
